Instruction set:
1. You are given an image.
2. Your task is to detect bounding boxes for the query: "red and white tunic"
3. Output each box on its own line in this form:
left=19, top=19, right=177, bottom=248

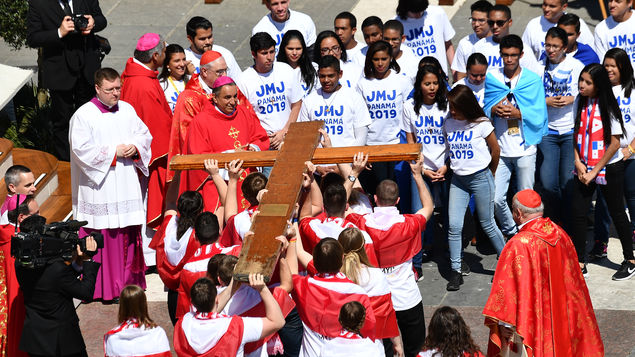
left=319, top=330, right=385, bottom=357
left=150, top=214, right=200, bottom=290
left=348, top=207, right=426, bottom=311
left=176, top=242, right=242, bottom=319
left=104, top=319, right=171, bottom=357
left=174, top=312, right=263, bottom=357
left=292, top=272, right=377, bottom=357
left=219, top=206, right=258, bottom=247
left=299, top=216, right=378, bottom=266
left=357, top=266, right=399, bottom=339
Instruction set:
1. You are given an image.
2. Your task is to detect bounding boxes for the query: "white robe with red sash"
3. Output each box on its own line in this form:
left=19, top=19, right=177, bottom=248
left=219, top=206, right=258, bottom=247
left=104, top=319, right=171, bottom=357
left=319, top=331, right=385, bottom=357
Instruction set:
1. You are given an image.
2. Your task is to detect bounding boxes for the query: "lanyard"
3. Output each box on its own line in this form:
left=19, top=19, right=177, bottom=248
left=168, top=76, right=182, bottom=96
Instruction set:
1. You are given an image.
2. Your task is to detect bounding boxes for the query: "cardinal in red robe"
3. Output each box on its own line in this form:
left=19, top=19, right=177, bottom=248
left=121, top=33, right=172, bottom=229
left=168, top=51, right=254, bottom=183
left=182, top=76, right=269, bottom=213
left=483, top=189, right=603, bottom=357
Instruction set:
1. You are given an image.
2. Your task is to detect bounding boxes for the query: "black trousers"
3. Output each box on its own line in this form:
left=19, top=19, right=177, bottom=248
left=277, top=307, right=303, bottom=357
left=167, top=288, right=178, bottom=325
left=30, top=352, right=87, bottom=357
left=570, top=161, right=634, bottom=262
left=383, top=301, right=426, bottom=357
left=49, top=74, right=94, bottom=161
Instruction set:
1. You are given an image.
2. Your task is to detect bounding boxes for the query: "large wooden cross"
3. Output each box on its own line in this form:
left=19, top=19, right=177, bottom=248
left=170, top=121, right=421, bottom=281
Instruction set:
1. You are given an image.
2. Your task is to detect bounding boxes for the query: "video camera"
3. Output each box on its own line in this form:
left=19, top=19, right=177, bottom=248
left=11, top=220, right=104, bottom=269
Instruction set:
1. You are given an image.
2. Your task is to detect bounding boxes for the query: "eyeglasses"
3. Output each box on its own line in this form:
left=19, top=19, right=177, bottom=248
left=320, top=45, right=341, bottom=55
left=100, top=86, right=121, bottom=94
left=487, top=19, right=509, bottom=27
left=544, top=44, right=562, bottom=50
left=215, top=68, right=228, bottom=76
left=469, top=17, right=487, bottom=24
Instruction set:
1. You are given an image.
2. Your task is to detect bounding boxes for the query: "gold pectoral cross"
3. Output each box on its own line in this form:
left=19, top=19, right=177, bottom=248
left=229, top=126, right=242, bottom=149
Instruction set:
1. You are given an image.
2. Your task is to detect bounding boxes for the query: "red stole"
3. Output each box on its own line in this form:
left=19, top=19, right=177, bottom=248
left=174, top=313, right=244, bottom=357
left=291, top=273, right=376, bottom=340
left=576, top=98, right=607, bottom=184
left=120, top=58, right=173, bottom=228
left=180, top=101, right=269, bottom=213
left=0, top=224, right=27, bottom=357
left=483, top=217, right=604, bottom=357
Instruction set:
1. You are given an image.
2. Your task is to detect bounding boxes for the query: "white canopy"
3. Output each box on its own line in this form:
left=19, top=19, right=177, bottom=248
left=0, top=63, right=34, bottom=110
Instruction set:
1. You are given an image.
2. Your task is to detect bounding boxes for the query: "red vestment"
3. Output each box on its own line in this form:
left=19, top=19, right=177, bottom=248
left=0, top=224, right=27, bottom=357
left=121, top=58, right=172, bottom=228
left=482, top=217, right=603, bottom=357
left=167, top=75, right=255, bottom=182
left=181, top=101, right=269, bottom=213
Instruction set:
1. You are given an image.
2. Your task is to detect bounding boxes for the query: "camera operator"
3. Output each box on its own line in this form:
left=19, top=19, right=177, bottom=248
left=27, top=0, right=107, bottom=161
left=15, top=215, right=100, bottom=357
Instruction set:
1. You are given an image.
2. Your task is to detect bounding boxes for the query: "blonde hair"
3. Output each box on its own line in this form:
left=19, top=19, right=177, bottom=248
left=338, top=227, right=373, bottom=284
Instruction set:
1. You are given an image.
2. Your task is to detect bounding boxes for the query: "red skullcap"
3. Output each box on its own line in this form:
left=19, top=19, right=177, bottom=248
left=516, top=189, right=542, bottom=208
left=136, top=33, right=160, bottom=51
left=212, top=76, right=235, bottom=89
left=200, top=50, right=223, bottom=66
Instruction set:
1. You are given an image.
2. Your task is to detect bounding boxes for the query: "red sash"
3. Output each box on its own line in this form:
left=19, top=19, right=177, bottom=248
left=576, top=98, right=607, bottom=184
left=152, top=215, right=200, bottom=290
left=174, top=313, right=245, bottom=357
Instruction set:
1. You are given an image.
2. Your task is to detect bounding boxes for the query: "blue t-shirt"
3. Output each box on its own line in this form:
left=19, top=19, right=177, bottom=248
left=573, top=42, right=600, bottom=66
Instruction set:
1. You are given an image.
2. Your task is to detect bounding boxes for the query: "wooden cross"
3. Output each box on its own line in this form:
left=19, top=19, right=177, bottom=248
left=170, top=121, right=421, bottom=281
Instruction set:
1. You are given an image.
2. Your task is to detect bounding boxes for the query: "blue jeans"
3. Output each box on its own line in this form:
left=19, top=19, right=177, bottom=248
left=494, top=154, right=537, bottom=236
left=411, top=174, right=449, bottom=268
left=538, top=133, right=574, bottom=228
left=448, top=168, right=505, bottom=272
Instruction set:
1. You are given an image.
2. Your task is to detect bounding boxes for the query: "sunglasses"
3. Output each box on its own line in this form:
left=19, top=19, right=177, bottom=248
left=487, top=19, right=509, bottom=27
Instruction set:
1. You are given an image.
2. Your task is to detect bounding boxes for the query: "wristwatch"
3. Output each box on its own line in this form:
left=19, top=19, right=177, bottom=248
left=348, top=175, right=357, bottom=183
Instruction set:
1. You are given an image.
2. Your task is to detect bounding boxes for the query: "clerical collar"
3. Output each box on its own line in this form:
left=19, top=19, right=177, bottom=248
left=133, top=57, right=153, bottom=71
left=518, top=216, right=541, bottom=230
left=90, top=97, right=119, bottom=113
left=199, top=76, right=213, bottom=95
left=213, top=104, right=235, bottom=116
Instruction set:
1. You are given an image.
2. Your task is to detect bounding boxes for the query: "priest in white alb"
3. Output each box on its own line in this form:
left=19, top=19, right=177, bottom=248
left=69, top=67, right=153, bottom=302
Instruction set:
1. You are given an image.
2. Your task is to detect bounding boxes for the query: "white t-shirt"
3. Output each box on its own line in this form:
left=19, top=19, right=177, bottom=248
left=453, top=77, right=485, bottom=107
left=575, top=98, right=625, bottom=164
left=522, top=15, right=594, bottom=59
left=340, top=60, right=364, bottom=90
left=379, top=260, right=421, bottom=311
left=444, top=117, right=494, bottom=175
left=238, top=62, right=304, bottom=133
left=345, top=42, right=365, bottom=63
left=489, top=68, right=537, bottom=157
left=159, top=77, right=185, bottom=113
left=299, top=86, right=371, bottom=147
left=396, top=6, right=456, bottom=74
left=184, top=46, right=242, bottom=80
left=357, top=70, right=412, bottom=145
left=401, top=99, right=449, bottom=170
left=594, top=10, right=635, bottom=67
left=541, top=55, right=585, bottom=133
left=613, top=85, right=635, bottom=159
left=294, top=66, right=317, bottom=97
left=396, top=45, right=420, bottom=85
left=473, top=36, right=542, bottom=75
left=451, top=33, right=481, bottom=73
left=252, top=9, right=317, bottom=51
left=351, top=46, right=368, bottom=67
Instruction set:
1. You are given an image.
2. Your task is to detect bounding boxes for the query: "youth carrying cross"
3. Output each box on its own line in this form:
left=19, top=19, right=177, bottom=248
left=170, top=121, right=421, bottom=281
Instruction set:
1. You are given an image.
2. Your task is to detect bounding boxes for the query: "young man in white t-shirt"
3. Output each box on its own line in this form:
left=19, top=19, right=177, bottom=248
left=252, top=0, right=317, bottom=52
left=184, top=16, right=241, bottom=78
left=594, top=0, right=635, bottom=66
left=383, top=20, right=420, bottom=84
left=487, top=35, right=540, bottom=239
left=299, top=55, right=371, bottom=149
left=351, top=16, right=385, bottom=67
left=395, top=0, right=456, bottom=74
left=522, top=0, right=594, bottom=59
left=472, top=5, right=541, bottom=75
left=238, top=32, right=303, bottom=157
left=451, top=0, right=492, bottom=81
left=346, top=156, right=433, bottom=357
left=174, top=276, right=284, bottom=357
left=334, top=12, right=365, bottom=63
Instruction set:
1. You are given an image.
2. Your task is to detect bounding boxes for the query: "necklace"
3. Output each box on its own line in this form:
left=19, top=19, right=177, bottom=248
left=321, top=86, right=341, bottom=114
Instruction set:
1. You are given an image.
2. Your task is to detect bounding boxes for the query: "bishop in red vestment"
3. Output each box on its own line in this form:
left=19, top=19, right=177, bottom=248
left=482, top=190, right=603, bottom=357
left=121, top=33, right=172, bottom=229
left=182, top=76, right=268, bottom=213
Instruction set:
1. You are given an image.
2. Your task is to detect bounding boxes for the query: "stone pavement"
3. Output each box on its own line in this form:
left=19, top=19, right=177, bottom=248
left=2, top=0, right=634, bottom=355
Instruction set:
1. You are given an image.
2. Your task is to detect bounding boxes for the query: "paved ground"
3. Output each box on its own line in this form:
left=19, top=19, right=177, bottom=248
left=3, top=0, right=635, bottom=356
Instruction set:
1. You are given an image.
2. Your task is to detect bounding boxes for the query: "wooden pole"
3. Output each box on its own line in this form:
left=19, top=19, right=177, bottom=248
left=598, top=0, right=608, bottom=19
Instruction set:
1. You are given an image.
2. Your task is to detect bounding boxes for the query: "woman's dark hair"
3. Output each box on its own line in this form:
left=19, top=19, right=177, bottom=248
left=448, top=85, right=487, bottom=122
left=314, top=30, right=348, bottom=63
left=176, top=191, right=204, bottom=241
left=313, top=238, right=344, bottom=274
left=194, top=211, right=220, bottom=245
left=604, top=48, right=635, bottom=97
left=206, top=253, right=226, bottom=284
left=466, top=52, right=488, bottom=72
left=574, top=63, right=625, bottom=146
left=396, top=0, right=429, bottom=19
left=338, top=301, right=366, bottom=334
left=277, top=30, right=317, bottom=92
left=118, top=285, right=157, bottom=328
left=545, top=27, right=568, bottom=50
left=159, top=44, right=189, bottom=83
left=364, top=40, right=400, bottom=78
left=422, top=306, right=481, bottom=357
left=418, top=56, right=449, bottom=88
left=413, top=65, right=447, bottom=115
